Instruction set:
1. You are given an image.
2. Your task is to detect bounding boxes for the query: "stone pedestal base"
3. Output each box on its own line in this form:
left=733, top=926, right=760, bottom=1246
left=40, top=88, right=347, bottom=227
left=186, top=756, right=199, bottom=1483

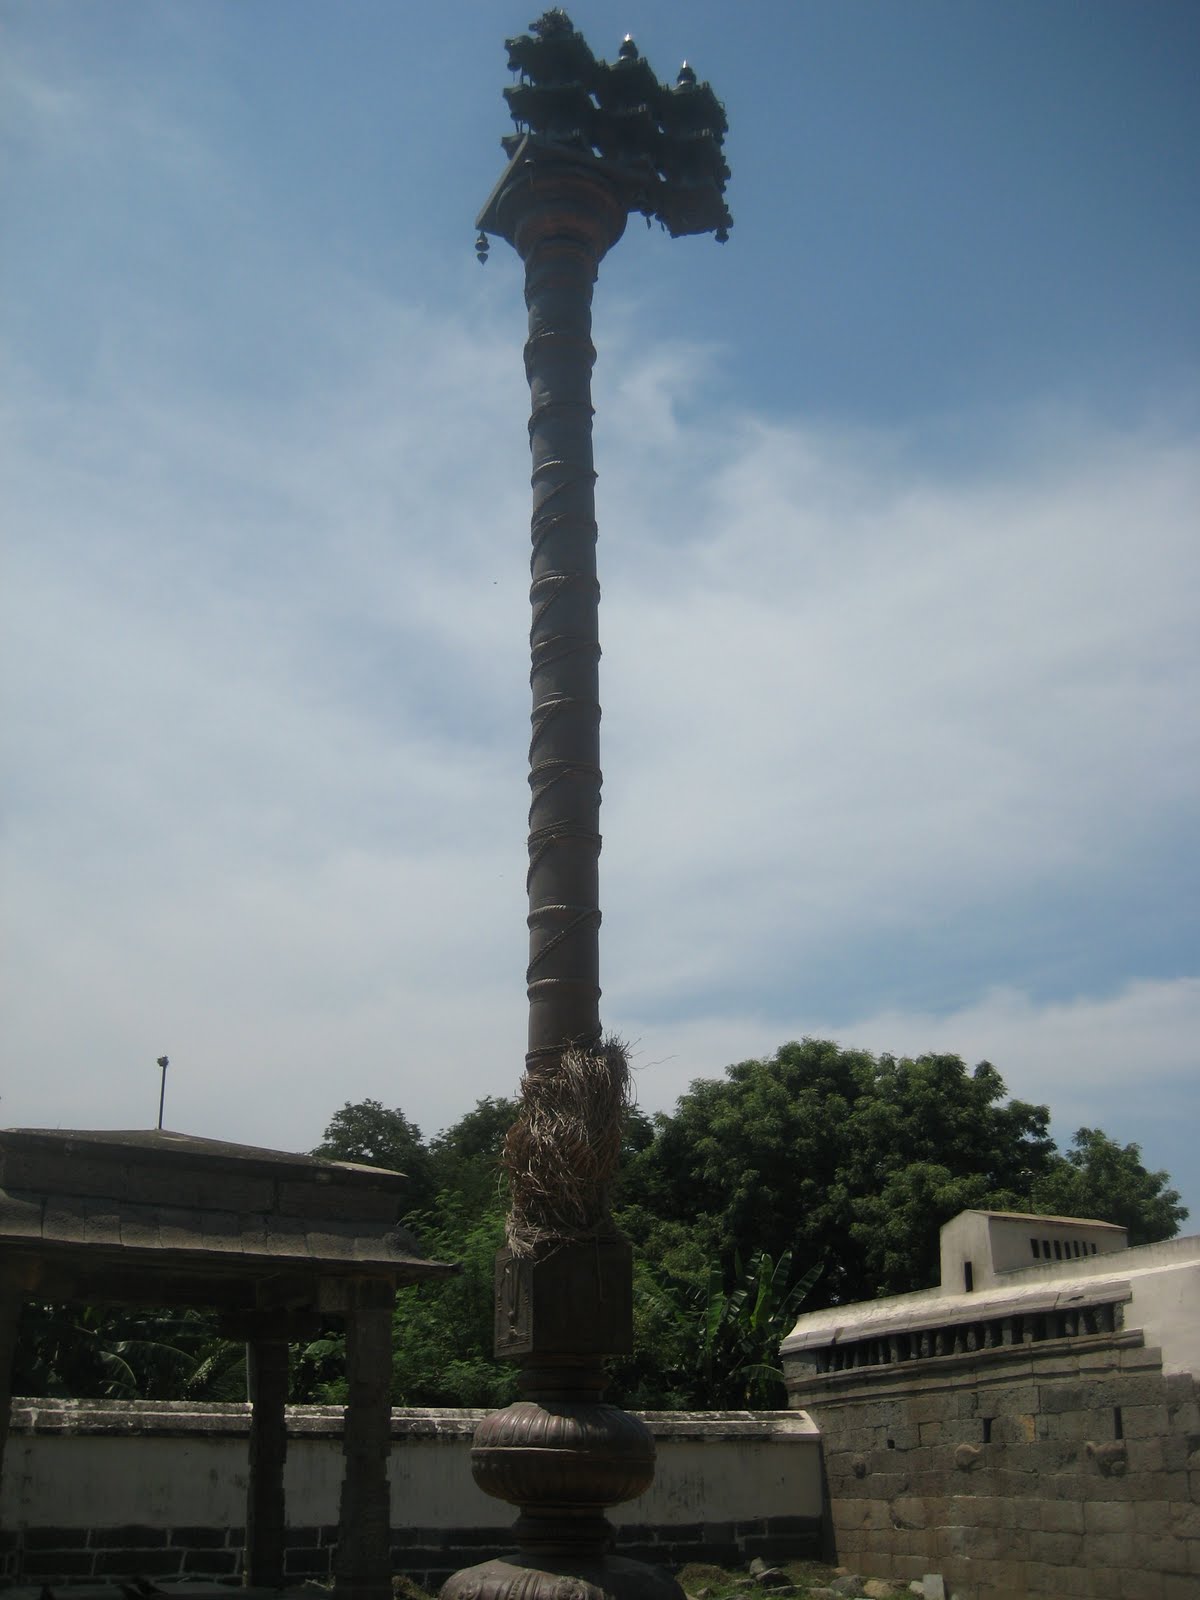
left=440, top=1287, right=682, bottom=1600
left=441, top=1551, right=684, bottom=1600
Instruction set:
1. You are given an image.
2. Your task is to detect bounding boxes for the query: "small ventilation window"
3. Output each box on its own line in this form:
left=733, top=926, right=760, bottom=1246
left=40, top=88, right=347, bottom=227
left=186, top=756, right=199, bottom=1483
left=1030, top=1237, right=1040, bottom=1258
left=1091, top=1242, right=1098, bottom=1254
left=1053, top=1240, right=1063, bottom=1260
left=1042, top=1239, right=1051, bottom=1256
left=982, top=1417, right=993, bottom=1444
left=964, top=1261, right=974, bottom=1293
left=1072, top=1240, right=1081, bottom=1257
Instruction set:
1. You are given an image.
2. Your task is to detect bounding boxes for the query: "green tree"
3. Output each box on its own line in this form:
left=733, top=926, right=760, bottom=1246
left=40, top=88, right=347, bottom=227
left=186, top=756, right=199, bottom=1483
left=298, top=1194, right=516, bottom=1410
left=305, top=1097, right=528, bottom=1408
left=313, top=1098, right=435, bottom=1218
left=607, top=1245, right=821, bottom=1410
left=427, top=1096, right=517, bottom=1214
left=12, top=1304, right=245, bottom=1402
left=620, top=1039, right=1077, bottom=1309
left=18, top=1071, right=1182, bottom=1413
left=388, top=1197, right=516, bottom=1408
left=1030, top=1127, right=1187, bottom=1244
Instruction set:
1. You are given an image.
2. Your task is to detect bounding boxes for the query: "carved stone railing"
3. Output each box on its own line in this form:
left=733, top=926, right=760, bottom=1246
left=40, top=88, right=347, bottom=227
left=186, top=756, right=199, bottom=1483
left=782, top=1277, right=1136, bottom=1389
left=808, top=1296, right=1124, bottom=1375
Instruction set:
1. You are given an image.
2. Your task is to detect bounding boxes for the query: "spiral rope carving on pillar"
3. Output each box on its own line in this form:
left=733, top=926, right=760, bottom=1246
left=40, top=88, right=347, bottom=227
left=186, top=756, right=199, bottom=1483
left=523, top=241, right=606, bottom=1065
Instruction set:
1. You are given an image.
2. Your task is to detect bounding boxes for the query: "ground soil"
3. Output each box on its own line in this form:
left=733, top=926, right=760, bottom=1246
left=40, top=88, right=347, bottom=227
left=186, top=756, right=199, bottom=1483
left=676, top=1561, right=844, bottom=1599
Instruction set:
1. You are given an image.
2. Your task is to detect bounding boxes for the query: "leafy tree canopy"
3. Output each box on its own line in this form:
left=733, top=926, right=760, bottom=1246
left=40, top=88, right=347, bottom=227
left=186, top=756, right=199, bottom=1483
left=12, top=1305, right=246, bottom=1403
left=313, top=1098, right=435, bottom=1218
left=429, top=1096, right=517, bottom=1165
left=1031, top=1126, right=1187, bottom=1244
left=616, top=1038, right=1182, bottom=1311
left=427, top=1096, right=517, bottom=1214
left=14, top=1052, right=1185, bottom=1411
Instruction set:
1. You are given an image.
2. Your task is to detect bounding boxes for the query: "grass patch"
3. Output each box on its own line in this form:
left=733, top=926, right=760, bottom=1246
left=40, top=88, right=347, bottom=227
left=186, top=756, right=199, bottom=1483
left=676, top=1560, right=843, bottom=1598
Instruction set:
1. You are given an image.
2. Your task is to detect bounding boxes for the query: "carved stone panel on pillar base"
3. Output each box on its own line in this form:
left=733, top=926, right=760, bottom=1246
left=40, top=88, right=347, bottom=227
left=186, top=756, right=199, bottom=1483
left=495, top=1240, right=633, bottom=1360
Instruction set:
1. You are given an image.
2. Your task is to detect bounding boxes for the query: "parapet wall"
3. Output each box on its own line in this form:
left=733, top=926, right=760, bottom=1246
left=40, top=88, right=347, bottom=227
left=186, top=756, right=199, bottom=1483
left=0, top=1403, right=822, bottom=1590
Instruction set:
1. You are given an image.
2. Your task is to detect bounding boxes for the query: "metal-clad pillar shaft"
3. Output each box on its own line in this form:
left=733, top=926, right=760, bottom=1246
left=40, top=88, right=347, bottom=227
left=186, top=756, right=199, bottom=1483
left=521, top=211, right=617, bottom=1064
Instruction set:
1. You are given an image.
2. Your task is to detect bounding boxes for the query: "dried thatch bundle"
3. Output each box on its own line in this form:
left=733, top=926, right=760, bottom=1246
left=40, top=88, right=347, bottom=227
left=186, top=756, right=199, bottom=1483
left=504, top=1037, right=630, bottom=1257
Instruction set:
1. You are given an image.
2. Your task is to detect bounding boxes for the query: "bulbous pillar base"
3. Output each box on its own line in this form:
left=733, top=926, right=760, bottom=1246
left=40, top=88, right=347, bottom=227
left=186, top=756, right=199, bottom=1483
left=440, top=1551, right=685, bottom=1600
left=438, top=1347, right=681, bottom=1600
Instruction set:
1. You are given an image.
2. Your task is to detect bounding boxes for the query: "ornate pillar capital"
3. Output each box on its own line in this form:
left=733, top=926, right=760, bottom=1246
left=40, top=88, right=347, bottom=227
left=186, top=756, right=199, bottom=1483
left=478, top=141, right=632, bottom=267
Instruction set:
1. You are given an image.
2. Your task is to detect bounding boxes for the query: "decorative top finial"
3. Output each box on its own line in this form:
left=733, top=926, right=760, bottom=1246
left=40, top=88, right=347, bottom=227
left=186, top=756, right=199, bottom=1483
left=532, top=8, right=574, bottom=37
left=482, top=18, right=732, bottom=247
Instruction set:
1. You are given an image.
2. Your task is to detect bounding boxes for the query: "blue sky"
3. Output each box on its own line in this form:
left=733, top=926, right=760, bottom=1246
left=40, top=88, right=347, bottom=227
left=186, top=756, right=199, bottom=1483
left=3, top=2, right=1198, bottom=1223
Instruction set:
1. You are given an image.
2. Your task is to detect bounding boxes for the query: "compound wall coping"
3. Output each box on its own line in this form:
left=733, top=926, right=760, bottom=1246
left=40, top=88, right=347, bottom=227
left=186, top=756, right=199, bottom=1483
left=6, top=1400, right=817, bottom=1445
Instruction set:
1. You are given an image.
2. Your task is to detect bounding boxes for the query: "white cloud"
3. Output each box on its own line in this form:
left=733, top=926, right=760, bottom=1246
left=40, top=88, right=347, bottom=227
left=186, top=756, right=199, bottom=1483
left=2, top=116, right=1196, bottom=1211
left=7, top=321, right=1198, bottom=1066
left=621, top=976, right=1200, bottom=1114
left=619, top=977, right=1200, bottom=1219
left=593, top=399, right=1198, bottom=1005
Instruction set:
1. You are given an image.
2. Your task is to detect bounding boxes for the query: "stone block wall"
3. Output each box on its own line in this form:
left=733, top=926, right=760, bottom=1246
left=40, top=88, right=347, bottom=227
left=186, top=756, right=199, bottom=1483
left=786, top=1328, right=1200, bottom=1600
left=0, top=1523, right=247, bottom=1587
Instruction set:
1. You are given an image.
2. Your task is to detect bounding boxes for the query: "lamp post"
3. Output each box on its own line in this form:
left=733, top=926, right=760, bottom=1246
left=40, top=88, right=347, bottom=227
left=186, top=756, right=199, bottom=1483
left=441, top=14, right=731, bottom=1600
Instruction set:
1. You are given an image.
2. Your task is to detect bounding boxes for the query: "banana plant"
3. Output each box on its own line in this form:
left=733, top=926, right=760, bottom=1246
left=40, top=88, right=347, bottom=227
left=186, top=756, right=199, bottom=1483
left=638, top=1247, right=822, bottom=1407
